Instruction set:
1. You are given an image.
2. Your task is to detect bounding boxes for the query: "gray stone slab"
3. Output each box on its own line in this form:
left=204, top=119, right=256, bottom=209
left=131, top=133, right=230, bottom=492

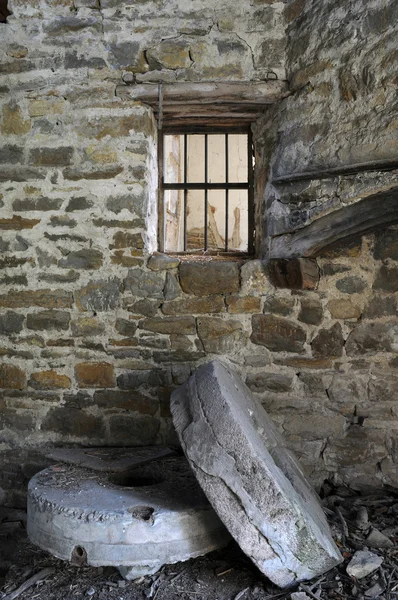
left=45, top=446, right=175, bottom=472
left=28, top=456, right=230, bottom=579
left=171, top=360, right=342, bottom=588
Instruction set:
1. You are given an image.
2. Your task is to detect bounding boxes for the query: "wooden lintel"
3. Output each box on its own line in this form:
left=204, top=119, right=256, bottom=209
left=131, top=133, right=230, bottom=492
left=116, top=80, right=290, bottom=108
left=273, top=158, right=398, bottom=184
left=269, top=188, right=398, bottom=259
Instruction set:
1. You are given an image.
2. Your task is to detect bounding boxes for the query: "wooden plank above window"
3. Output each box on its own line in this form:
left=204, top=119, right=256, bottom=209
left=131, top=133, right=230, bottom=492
left=116, top=81, right=290, bottom=123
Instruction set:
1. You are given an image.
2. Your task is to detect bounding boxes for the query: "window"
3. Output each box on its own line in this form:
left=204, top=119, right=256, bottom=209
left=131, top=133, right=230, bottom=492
left=159, top=127, right=254, bottom=255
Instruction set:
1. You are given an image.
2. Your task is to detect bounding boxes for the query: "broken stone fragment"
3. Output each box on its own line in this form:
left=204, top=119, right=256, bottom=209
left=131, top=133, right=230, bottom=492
left=346, top=550, right=383, bottom=579
left=171, top=360, right=342, bottom=588
left=365, top=528, right=394, bottom=549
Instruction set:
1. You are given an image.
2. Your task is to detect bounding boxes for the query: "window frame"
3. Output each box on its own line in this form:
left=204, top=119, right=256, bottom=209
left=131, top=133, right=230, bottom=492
left=158, top=124, right=255, bottom=257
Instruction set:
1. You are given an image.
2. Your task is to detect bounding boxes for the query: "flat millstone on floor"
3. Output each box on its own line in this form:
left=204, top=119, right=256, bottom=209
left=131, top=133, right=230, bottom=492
left=27, top=456, right=231, bottom=580
left=170, top=360, right=343, bottom=588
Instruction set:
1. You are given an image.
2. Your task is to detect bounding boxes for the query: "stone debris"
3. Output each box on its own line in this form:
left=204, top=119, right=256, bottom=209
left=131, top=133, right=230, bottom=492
left=365, top=527, right=394, bottom=549
left=171, top=360, right=342, bottom=588
left=3, top=481, right=398, bottom=600
left=27, top=456, right=230, bottom=580
left=346, top=550, right=383, bottom=579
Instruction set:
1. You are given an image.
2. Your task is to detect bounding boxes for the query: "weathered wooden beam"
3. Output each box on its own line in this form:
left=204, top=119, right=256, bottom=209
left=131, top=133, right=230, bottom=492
left=272, top=159, right=398, bottom=184
left=269, top=188, right=398, bottom=259
left=116, top=81, right=290, bottom=107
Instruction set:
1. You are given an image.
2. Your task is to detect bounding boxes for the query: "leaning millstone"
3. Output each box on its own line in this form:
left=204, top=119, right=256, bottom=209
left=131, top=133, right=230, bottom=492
left=28, top=456, right=230, bottom=580
left=171, top=360, right=342, bottom=588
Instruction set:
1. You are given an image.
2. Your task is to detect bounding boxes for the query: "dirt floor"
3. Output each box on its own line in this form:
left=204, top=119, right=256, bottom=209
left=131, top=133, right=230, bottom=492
left=2, top=483, right=398, bottom=600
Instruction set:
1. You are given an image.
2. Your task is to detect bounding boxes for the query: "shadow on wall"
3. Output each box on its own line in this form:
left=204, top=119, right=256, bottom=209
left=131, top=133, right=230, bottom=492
left=0, top=0, right=9, bottom=22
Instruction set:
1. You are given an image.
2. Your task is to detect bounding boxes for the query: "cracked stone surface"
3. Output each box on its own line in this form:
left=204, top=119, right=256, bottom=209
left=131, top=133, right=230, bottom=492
left=27, top=456, right=231, bottom=579
left=171, top=360, right=342, bottom=588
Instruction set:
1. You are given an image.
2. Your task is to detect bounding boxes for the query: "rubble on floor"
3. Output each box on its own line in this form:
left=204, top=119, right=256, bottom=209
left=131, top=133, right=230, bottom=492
left=1, top=482, right=398, bottom=600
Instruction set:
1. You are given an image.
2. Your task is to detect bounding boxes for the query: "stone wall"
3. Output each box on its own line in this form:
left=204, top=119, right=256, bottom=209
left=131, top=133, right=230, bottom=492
left=266, top=0, right=398, bottom=257
left=1, top=0, right=398, bottom=506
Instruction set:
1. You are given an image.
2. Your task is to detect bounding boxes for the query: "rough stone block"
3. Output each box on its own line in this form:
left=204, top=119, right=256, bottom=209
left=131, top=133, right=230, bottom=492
left=227, top=296, right=262, bottom=314
left=117, top=369, right=172, bottom=389
left=0, top=145, right=24, bottom=164
left=66, top=196, right=94, bottom=212
left=251, top=315, right=306, bottom=353
left=298, top=298, right=323, bottom=325
left=29, top=147, right=73, bottom=167
left=373, top=266, right=398, bottom=293
left=171, top=360, right=342, bottom=587
left=162, top=296, right=225, bottom=315
left=346, top=321, right=398, bottom=356
left=71, top=317, right=105, bottom=337
left=78, top=112, right=154, bottom=140
left=112, top=231, right=144, bottom=250
left=139, top=317, right=196, bottom=335
left=28, top=370, right=71, bottom=390
left=124, top=270, right=165, bottom=299
left=115, top=318, right=137, bottom=337
left=41, top=408, right=105, bottom=439
left=93, top=390, right=158, bottom=415
left=108, top=414, right=160, bottom=445
left=27, top=310, right=70, bottom=331
left=148, top=253, right=180, bottom=271
left=63, top=166, right=123, bottom=180
left=75, top=362, right=115, bottom=388
left=246, top=372, right=293, bottom=393
left=311, top=323, right=344, bottom=358
left=50, top=215, right=76, bottom=227
left=0, top=311, right=25, bottom=334
left=369, top=372, right=398, bottom=403
left=0, top=216, right=40, bottom=230
left=269, top=259, right=319, bottom=290
left=263, top=296, right=295, bottom=316
left=363, top=295, right=397, bottom=319
left=75, top=279, right=121, bottom=312
left=179, top=262, right=240, bottom=296
left=0, top=290, right=73, bottom=309
left=13, top=197, right=63, bottom=211
left=328, top=299, right=361, bottom=320
left=373, top=227, right=398, bottom=261
left=335, top=276, right=367, bottom=294
left=1, top=102, right=31, bottom=136
left=0, top=364, right=26, bottom=390
left=58, top=249, right=103, bottom=270
left=197, top=317, right=245, bottom=354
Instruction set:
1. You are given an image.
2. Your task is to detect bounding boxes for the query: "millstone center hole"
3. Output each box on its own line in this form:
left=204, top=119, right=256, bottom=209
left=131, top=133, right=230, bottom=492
left=128, top=505, right=155, bottom=521
left=109, top=474, right=161, bottom=488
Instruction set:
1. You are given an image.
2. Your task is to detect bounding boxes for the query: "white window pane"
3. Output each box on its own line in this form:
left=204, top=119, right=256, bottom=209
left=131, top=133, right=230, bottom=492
left=208, top=134, right=225, bottom=183
left=186, top=190, right=205, bottom=250
left=164, top=189, right=184, bottom=252
left=187, top=134, right=205, bottom=183
left=228, top=190, right=248, bottom=252
left=207, top=190, right=225, bottom=250
left=164, top=135, right=184, bottom=184
left=228, top=134, right=248, bottom=183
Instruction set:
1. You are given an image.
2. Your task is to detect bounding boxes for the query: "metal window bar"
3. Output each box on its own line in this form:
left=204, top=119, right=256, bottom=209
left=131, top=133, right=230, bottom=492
left=204, top=134, right=208, bottom=251
left=183, top=133, right=188, bottom=252
left=162, top=129, right=253, bottom=254
left=225, top=133, right=229, bottom=252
